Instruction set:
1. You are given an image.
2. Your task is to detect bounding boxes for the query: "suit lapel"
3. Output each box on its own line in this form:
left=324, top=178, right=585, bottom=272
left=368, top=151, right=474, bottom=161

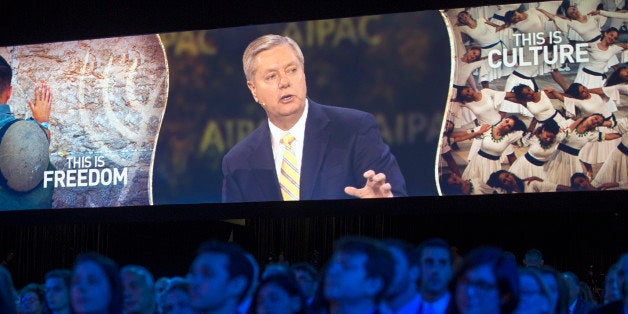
left=247, top=123, right=282, bottom=200
left=301, top=101, right=330, bottom=200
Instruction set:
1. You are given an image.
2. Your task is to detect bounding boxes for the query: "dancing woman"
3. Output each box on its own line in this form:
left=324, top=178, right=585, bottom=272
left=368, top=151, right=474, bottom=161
left=455, top=86, right=518, bottom=163
left=456, top=11, right=512, bottom=83
left=546, top=83, right=620, bottom=176
left=510, top=84, right=570, bottom=131
left=508, top=119, right=565, bottom=180
left=592, top=117, right=628, bottom=188
left=486, top=169, right=570, bottom=193
left=574, top=28, right=627, bottom=88
left=460, top=116, right=528, bottom=182
left=544, top=114, right=621, bottom=185
left=538, top=5, right=608, bottom=42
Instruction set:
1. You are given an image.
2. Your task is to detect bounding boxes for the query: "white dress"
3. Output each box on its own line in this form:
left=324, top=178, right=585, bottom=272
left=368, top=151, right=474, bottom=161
left=501, top=52, right=540, bottom=116
left=509, top=131, right=566, bottom=180
left=450, top=60, right=488, bottom=127
left=592, top=118, right=628, bottom=187
left=524, top=180, right=559, bottom=193
left=457, top=22, right=511, bottom=81
left=462, top=89, right=515, bottom=161
left=462, top=89, right=505, bottom=125
left=553, top=15, right=607, bottom=42
left=544, top=128, right=606, bottom=185
left=574, top=43, right=623, bottom=88
left=525, top=92, right=570, bottom=127
left=563, top=93, right=621, bottom=163
left=462, top=127, right=524, bottom=182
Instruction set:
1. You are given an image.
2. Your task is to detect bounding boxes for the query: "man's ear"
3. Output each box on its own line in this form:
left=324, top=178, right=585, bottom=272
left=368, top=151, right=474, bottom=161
left=1, top=85, right=12, bottom=102
left=247, top=81, right=258, bottom=103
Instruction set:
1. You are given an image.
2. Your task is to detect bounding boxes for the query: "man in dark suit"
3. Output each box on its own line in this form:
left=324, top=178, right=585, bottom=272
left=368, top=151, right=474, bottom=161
left=221, top=34, right=406, bottom=202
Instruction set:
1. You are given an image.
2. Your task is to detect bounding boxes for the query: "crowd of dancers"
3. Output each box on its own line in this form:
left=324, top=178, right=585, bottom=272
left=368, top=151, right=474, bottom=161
left=1, top=237, right=627, bottom=314
left=439, top=1, right=628, bottom=195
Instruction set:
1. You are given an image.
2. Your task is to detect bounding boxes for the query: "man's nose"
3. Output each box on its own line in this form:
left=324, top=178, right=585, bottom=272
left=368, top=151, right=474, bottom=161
left=278, top=75, right=290, bottom=88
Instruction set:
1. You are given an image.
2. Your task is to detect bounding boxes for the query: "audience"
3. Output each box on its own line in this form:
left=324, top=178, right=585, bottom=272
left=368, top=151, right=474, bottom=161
left=563, top=271, right=596, bottom=314
left=160, top=277, right=194, bottom=314
left=253, top=273, right=306, bottom=314
left=539, top=266, right=570, bottom=314
left=592, top=254, right=628, bottom=314
left=323, top=237, right=394, bottom=314
left=418, top=238, right=453, bottom=314
left=120, top=265, right=156, bottom=314
left=19, top=283, right=46, bottom=314
left=383, top=239, right=423, bottom=314
left=71, top=252, right=123, bottom=314
left=1, top=265, right=18, bottom=314
left=290, top=263, right=320, bottom=308
left=188, top=240, right=254, bottom=314
left=1, top=238, right=626, bottom=314
left=44, top=269, right=72, bottom=314
left=449, top=246, right=519, bottom=314
left=523, top=249, right=544, bottom=269
left=513, top=267, right=551, bottom=314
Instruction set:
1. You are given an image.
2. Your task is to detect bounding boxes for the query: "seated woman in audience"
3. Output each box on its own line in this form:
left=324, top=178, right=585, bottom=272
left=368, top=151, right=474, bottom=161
left=71, top=252, right=123, bottom=314
left=513, top=268, right=552, bottom=314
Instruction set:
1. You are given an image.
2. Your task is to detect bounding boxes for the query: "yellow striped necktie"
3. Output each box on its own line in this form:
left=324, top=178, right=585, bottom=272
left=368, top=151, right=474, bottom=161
left=279, top=133, right=300, bottom=201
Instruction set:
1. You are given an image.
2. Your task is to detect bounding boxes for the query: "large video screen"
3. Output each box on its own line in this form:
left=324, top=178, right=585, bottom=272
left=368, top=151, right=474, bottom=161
left=1, top=0, right=626, bottom=211
left=438, top=1, right=628, bottom=195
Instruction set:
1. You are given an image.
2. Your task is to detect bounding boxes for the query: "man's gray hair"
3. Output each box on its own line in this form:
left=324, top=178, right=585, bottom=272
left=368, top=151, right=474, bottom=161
left=242, top=34, right=304, bottom=81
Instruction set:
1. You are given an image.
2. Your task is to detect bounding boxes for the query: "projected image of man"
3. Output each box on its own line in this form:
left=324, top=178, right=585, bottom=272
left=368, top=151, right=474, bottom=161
left=222, top=34, right=407, bottom=202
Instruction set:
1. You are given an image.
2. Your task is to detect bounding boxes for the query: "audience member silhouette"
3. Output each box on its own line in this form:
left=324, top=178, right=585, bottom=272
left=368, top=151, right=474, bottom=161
left=448, top=246, right=519, bottom=314
left=44, top=269, right=72, bottom=314
left=253, top=273, right=306, bottom=314
left=418, top=238, right=453, bottom=314
left=323, top=236, right=395, bottom=314
left=70, top=252, right=123, bottom=314
left=382, top=239, right=423, bottom=314
left=188, top=240, right=255, bottom=314
left=120, top=265, right=156, bottom=314
left=290, top=263, right=320, bottom=308
left=513, top=267, right=551, bottom=314
left=0, top=265, right=18, bottom=314
left=161, top=277, right=194, bottom=314
left=19, top=283, right=46, bottom=314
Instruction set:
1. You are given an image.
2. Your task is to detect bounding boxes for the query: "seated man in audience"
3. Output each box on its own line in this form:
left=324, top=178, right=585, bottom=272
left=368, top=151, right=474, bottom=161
left=523, top=249, right=544, bottom=268
left=161, top=277, right=194, bottom=314
left=44, top=269, right=72, bottom=314
left=290, top=262, right=320, bottom=307
left=323, top=236, right=395, bottom=314
left=417, top=238, right=453, bottom=314
left=383, top=239, right=423, bottom=314
left=120, top=265, right=156, bottom=314
left=188, top=240, right=255, bottom=314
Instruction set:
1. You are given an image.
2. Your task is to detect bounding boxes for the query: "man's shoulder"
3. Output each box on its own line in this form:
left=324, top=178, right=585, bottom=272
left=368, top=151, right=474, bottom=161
left=223, top=122, right=268, bottom=161
left=310, top=100, right=374, bottom=126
